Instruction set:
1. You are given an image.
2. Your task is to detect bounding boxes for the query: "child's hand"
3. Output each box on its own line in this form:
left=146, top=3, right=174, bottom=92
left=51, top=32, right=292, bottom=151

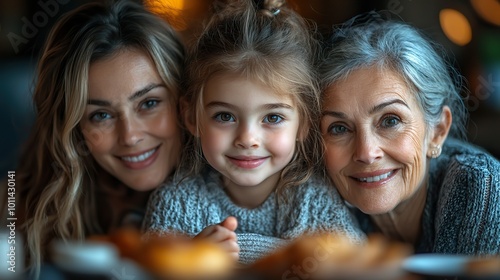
left=195, top=216, right=239, bottom=261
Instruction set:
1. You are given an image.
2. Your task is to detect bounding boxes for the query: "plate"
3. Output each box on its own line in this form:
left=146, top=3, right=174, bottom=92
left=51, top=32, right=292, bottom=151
left=402, top=254, right=472, bottom=277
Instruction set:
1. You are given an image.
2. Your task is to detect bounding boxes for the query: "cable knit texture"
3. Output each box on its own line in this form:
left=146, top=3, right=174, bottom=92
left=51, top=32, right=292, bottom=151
left=143, top=167, right=365, bottom=264
left=354, top=138, right=500, bottom=255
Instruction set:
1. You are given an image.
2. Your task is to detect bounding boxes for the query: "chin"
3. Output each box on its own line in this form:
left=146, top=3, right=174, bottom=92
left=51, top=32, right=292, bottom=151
left=125, top=176, right=165, bottom=192
left=354, top=201, right=397, bottom=216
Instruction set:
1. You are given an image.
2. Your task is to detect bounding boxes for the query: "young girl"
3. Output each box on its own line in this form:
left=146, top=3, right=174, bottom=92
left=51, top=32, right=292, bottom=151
left=142, top=0, right=364, bottom=264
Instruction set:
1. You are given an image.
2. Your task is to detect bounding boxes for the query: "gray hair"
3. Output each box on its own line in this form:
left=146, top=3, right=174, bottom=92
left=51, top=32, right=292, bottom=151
left=318, top=13, right=468, bottom=140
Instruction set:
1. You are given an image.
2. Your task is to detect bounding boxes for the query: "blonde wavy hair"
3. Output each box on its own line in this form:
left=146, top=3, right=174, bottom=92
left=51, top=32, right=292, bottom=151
left=16, top=0, right=184, bottom=276
left=181, top=0, right=322, bottom=198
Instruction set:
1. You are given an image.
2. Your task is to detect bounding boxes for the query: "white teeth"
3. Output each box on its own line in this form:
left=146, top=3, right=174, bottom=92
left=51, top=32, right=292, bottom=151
left=358, top=171, right=392, bottom=182
left=122, top=148, right=156, bottom=163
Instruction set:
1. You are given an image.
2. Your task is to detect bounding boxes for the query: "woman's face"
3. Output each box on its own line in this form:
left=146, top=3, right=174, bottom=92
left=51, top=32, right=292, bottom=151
left=80, top=48, right=181, bottom=191
left=320, top=67, right=431, bottom=214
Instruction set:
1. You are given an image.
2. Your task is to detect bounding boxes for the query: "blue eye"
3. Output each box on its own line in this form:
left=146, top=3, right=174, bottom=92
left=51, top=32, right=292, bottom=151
left=328, top=124, right=348, bottom=135
left=90, top=112, right=112, bottom=122
left=381, top=116, right=401, bottom=128
left=263, top=114, right=283, bottom=124
left=140, top=99, right=159, bottom=110
left=214, top=112, right=235, bottom=122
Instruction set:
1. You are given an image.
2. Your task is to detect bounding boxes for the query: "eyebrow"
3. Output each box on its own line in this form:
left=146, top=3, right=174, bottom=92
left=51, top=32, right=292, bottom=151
left=321, top=99, right=409, bottom=119
left=87, top=83, right=164, bottom=106
left=205, top=101, right=294, bottom=110
left=321, top=111, right=347, bottom=119
left=370, top=98, right=409, bottom=114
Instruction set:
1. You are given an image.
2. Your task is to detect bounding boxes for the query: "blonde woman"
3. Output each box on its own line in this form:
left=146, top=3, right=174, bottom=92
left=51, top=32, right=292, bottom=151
left=6, top=0, right=185, bottom=276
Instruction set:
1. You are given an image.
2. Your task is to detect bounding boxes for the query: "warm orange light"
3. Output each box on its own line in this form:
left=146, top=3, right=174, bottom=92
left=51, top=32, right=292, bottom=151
left=470, top=0, right=500, bottom=27
left=439, top=9, right=472, bottom=46
left=144, top=0, right=187, bottom=30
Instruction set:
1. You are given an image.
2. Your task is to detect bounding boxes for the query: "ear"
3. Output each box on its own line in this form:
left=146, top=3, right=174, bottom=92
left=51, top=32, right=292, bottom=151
left=180, top=97, right=198, bottom=137
left=427, top=106, right=452, bottom=157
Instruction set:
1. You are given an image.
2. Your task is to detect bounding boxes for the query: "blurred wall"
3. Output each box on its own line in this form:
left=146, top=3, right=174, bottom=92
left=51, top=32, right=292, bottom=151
left=1, top=0, right=499, bottom=176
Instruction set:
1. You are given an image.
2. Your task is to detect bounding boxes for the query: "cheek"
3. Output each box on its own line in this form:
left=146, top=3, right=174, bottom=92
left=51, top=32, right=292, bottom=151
left=267, top=130, right=297, bottom=158
left=394, top=130, right=428, bottom=193
left=154, top=109, right=181, bottom=139
left=324, top=144, right=345, bottom=174
left=324, top=146, right=350, bottom=192
left=81, top=124, right=114, bottom=154
left=200, top=127, right=226, bottom=156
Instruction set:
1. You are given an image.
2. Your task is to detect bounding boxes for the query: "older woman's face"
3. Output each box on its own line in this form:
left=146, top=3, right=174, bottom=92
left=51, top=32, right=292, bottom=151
left=321, top=67, right=430, bottom=215
left=80, top=48, right=181, bottom=191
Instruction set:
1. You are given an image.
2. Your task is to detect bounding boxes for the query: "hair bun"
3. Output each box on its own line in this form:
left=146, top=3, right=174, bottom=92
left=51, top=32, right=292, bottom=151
left=258, top=0, right=285, bottom=17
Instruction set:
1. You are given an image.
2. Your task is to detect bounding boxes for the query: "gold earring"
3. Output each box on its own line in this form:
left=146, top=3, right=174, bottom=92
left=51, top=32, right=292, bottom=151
left=430, top=144, right=441, bottom=158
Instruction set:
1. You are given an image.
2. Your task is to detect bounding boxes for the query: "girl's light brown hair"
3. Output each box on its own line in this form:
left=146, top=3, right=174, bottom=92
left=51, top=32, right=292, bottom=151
left=181, top=0, right=322, bottom=198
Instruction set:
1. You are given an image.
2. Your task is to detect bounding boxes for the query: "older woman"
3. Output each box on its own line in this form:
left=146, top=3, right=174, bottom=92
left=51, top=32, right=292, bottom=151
left=318, top=14, right=500, bottom=255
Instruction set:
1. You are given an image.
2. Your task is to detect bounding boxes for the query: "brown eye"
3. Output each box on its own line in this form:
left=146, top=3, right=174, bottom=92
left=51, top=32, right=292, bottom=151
left=264, top=114, right=283, bottom=124
left=214, top=112, right=235, bottom=122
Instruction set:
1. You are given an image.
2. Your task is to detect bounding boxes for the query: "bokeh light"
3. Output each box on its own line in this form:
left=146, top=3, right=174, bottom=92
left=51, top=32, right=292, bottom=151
left=439, top=8, right=472, bottom=46
left=143, top=0, right=187, bottom=30
left=470, top=0, right=500, bottom=27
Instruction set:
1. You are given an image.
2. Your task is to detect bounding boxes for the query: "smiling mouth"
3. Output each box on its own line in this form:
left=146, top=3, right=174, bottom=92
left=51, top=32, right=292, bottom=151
left=227, top=156, right=268, bottom=169
left=121, top=147, right=158, bottom=163
left=355, top=170, right=395, bottom=183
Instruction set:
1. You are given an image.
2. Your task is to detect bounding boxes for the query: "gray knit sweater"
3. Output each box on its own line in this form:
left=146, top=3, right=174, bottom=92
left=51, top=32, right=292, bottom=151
left=143, top=167, right=365, bottom=264
left=354, top=138, right=500, bottom=255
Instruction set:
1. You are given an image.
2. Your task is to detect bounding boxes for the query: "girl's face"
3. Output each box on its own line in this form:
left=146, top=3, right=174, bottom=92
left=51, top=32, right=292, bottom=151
left=320, top=67, right=431, bottom=215
left=80, top=48, right=181, bottom=191
left=193, top=73, right=300, bottom=206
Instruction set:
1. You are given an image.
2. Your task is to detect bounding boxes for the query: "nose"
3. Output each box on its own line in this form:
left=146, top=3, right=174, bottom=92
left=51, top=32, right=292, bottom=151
left=352, top=130, right=383, bottom=164
left=234, top=122, right=260, bottom=149
left=118, top=113, right=144, bottom=147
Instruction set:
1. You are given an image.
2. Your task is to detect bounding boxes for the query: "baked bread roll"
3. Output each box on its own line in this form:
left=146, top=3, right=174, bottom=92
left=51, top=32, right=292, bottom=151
left=248, top=233, right=412, bottom=280
left=88, top=228, right=235, bottom=279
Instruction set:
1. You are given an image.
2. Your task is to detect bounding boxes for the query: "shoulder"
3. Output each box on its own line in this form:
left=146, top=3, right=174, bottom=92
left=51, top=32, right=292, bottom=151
left=279, top=174, right=365, bottom=241
left=149, top=167, right=217, bottom=201
left=283, top=173, right=348, bottom=214
left=432, top=138, right=500, bottom=189
left=143, top=167, right=224, bottom=234
left=288, top=174, right=342, bottom=202
left=431, top=138, right=500, bottom=212
left=431, top=138, right=500, bottom=205
left=428, top=139, right=500, bottom=254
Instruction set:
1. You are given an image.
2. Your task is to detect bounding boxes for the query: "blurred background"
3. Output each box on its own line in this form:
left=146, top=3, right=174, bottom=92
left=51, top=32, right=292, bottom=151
left=1, top=0, right=499, bottom=176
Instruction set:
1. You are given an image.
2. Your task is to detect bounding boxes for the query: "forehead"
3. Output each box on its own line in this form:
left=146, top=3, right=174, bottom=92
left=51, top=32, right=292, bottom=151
left=204, top=72, right=295, bottom=103
left=88, top=48, right=161, bottom=99
left=323, top=67, right=417, bottom=108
